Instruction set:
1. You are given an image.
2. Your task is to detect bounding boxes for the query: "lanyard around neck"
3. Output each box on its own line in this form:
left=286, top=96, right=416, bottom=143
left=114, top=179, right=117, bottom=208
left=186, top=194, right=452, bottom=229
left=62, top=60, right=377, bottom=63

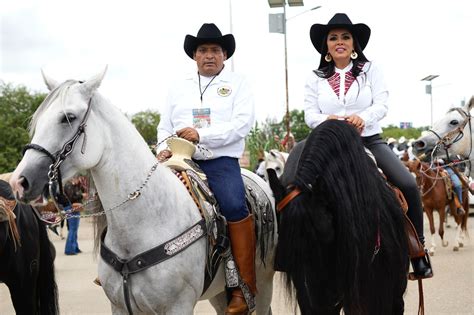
left=198, top=73, right=217, bottom=102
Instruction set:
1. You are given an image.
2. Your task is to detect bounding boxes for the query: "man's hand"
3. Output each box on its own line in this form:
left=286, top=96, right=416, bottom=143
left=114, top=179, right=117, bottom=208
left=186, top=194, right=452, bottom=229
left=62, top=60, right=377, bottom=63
left=156, top=149, right=172, bottom=162
left=177, top=127, right=200, bottom=143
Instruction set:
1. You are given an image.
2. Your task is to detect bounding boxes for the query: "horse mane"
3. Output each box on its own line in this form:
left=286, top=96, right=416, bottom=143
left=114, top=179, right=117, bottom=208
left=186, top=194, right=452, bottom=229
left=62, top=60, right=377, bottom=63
left=277, top=120, right=407, bottom=313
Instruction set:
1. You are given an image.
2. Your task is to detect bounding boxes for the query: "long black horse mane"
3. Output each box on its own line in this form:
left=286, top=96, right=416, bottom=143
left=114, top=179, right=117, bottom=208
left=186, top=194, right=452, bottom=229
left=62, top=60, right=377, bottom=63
left=273, top=120, right=408, bottom=314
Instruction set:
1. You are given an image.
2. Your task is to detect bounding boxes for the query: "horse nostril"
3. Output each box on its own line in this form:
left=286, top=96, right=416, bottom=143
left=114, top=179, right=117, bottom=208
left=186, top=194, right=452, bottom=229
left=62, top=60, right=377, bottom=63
left=19, top=176, right=30, bottom=192
left=414, top=141, right=425, bottom=149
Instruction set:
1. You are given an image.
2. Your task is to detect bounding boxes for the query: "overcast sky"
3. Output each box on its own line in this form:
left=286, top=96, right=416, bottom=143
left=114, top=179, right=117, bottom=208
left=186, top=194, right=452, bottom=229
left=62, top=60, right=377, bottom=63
left=1, top=0, right=472, bottom=128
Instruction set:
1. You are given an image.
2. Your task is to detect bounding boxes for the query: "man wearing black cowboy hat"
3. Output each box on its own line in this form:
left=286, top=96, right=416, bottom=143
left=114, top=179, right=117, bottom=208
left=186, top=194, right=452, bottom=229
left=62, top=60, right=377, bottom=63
left=304, top=13, right=433, bottom=280
left=156, top=23, right=256, bottom=314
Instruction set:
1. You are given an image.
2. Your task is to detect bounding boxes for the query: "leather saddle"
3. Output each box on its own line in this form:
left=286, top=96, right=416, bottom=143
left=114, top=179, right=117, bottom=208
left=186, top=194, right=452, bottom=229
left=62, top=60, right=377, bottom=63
left=160, top=137, right=275, bottom=296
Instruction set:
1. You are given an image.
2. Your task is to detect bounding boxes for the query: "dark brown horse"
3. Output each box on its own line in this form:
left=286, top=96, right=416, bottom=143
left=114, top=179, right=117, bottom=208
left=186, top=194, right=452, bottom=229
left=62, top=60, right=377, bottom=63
left=405, top=160, right=468, bottom=255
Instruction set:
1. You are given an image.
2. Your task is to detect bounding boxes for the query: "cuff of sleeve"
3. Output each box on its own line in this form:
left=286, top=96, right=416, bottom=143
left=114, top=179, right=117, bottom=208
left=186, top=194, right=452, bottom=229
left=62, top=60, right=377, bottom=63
left=358, top=112, right=371, bottom=127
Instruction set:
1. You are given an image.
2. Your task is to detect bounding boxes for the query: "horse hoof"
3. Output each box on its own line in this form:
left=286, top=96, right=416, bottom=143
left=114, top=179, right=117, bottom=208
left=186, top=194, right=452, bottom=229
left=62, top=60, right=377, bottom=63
left=442, top=241, right=448, bottom=247
left=453, top=246, right=459, bottom=251
left=459, top=242, right=464, bottom=248
left=429, top=250, right=435, bottom=256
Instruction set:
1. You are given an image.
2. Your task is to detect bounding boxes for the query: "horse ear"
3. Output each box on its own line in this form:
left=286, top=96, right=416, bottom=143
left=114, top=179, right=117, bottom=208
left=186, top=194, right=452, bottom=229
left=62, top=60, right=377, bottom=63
left=267, top=169, right=286, bottom=203
left=79, top=66, right=108, bottom=96
left=467, top=96, right=474, bottom=112
left=41, top=69, right=59, bottom=91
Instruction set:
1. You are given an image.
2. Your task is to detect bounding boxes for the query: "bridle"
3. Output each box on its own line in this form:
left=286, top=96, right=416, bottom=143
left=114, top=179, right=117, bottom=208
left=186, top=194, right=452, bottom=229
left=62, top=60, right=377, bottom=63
left=22, top=96, right=93, bottom=214
left=427, top=107, right=472, bottom=168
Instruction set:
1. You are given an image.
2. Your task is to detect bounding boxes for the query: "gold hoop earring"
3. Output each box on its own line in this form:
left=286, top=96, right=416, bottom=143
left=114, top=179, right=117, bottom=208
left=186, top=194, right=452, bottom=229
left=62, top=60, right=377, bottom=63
left=351, top=50, right=358, bottom=59
left=325, top=53, right=332, bottom=62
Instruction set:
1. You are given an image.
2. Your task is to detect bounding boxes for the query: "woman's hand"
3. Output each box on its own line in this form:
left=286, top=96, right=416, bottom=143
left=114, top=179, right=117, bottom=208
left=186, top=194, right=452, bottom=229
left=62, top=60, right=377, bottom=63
left=344, top=114, right=365, bottom=133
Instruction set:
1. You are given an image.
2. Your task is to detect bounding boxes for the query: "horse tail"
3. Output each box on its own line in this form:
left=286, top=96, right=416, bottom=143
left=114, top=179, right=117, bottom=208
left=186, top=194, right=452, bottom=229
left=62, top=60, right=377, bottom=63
left=37, top=219, right=59, bottom=314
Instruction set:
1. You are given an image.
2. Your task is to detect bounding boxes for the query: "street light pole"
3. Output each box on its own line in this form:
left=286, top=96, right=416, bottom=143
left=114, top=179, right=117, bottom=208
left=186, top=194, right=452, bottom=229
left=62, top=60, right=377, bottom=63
left=283, top=4, right=290, bottom=137
left=421, top=74, right=439, bottom=126
left=268, top=1, right=321, bottom=138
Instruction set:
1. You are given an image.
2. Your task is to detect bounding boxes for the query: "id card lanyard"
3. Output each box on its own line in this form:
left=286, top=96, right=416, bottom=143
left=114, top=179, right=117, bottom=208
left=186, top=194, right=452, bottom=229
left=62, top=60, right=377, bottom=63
left=198, top=73, right=217, bottom=104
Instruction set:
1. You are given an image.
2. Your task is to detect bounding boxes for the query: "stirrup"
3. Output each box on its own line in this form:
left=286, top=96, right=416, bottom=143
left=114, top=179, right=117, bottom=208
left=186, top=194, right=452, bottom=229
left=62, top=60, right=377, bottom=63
left=409, top=250, right=433, bottom=281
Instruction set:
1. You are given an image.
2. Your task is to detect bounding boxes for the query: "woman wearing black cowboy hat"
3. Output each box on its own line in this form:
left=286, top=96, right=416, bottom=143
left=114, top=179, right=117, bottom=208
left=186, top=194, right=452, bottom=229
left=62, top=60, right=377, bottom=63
left=156, top=23, right=257, bottom=314
left=303, top=13, right=433, bottom=279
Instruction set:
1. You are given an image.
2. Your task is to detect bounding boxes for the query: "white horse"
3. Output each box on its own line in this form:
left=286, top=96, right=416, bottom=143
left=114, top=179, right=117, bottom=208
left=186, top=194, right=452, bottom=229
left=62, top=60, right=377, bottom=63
left=412, top=96, right=473, bottom=252
left=413, top=96, right=474, bottom=177
left=255, top=150, right=289, bottom=181
left=9, top=69, right=277, bottom=314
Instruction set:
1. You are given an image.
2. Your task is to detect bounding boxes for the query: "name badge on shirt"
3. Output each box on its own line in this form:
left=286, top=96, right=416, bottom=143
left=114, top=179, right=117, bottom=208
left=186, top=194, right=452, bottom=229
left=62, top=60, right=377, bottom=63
left=193, top=108, right=211, bottom=129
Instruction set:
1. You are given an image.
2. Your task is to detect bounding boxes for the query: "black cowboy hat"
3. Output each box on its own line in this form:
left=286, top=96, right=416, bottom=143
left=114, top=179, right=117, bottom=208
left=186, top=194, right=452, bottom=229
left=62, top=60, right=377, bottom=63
left=184, top=23, right=235, bottom=59
left=310, top=13, right=371, bottom=54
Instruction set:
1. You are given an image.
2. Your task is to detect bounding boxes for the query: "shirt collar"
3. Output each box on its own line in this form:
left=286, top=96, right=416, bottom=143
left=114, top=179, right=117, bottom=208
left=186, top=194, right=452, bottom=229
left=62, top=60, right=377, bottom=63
left=335, top=61, right=353, bottom=74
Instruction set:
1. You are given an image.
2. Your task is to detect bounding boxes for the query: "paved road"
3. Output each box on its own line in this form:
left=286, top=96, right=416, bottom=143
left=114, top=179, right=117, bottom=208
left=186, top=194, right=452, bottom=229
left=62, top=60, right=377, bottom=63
left=1, top=214, right=473, bottom=314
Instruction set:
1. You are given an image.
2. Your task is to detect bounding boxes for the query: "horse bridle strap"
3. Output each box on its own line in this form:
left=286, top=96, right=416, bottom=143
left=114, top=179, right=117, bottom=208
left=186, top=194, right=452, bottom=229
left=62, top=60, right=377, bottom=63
left=276, top=186, right=302, bottom=212
left=100, top=219, right=207, bottom=315
left=22, top=96, right=93, bottom=212
left=23, top=97, right=93, bottom=179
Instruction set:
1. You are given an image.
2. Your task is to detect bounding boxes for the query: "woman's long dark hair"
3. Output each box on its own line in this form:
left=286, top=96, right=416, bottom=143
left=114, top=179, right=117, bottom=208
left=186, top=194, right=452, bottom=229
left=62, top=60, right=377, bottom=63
left=315, top=31, right=369, bottom=79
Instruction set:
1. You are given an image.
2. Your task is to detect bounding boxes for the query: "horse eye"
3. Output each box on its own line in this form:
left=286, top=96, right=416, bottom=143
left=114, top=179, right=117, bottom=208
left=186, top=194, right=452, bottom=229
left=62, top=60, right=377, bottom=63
left=449, top=120, right=459, bottom=126
left=61, top=113, right=77, bottom=124
left=276, top=167, right=281, bottom=172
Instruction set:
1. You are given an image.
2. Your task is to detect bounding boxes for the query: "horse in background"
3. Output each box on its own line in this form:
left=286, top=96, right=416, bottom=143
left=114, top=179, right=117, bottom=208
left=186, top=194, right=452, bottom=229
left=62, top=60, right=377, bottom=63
left=9, top=69, right=277, bottom=314
left=255, top=149, right=289, bottom=180
left=413, top=96, right=474, bottom=178
left=0, top=180, right=59, bottom=314
left=405, top=159, right=468, bottom=255
left=268, top=120, right=408, bottom=315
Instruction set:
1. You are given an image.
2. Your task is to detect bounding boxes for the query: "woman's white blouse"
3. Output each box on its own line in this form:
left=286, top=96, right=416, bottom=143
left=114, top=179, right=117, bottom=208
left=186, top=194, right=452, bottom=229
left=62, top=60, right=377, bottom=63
left=303, top=61, right=388, bottom=137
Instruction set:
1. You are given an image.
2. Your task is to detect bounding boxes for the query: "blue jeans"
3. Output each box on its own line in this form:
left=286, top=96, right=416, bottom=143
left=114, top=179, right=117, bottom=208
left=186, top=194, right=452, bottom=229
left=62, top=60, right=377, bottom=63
left=65, top=208, right=81, bottom=254
left=446, top=167, right=463, bottom=206
left=196, top=157, right=248, bottom=222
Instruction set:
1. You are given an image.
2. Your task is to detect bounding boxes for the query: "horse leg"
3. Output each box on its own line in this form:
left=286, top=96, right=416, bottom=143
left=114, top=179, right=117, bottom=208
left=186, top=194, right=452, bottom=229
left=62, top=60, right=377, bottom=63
left=59, top=219, right=65, bottom=239
left=453, top=224, right=462, bottom=251
left=438, top=206, right=448, bottom=248
left=254, top=266, right=274, bottom=315
left=425, top=208, right=437, bottom=255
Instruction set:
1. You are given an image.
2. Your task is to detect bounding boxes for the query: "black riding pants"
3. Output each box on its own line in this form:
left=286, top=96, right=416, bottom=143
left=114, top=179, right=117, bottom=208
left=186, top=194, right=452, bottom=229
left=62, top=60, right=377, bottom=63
left=363, top=134, right=425, bottom=244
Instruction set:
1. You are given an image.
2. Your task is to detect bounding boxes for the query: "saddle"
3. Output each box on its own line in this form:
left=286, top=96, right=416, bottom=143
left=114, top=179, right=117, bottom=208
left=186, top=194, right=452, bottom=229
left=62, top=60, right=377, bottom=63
left=161, top=137, right=275, bottom=307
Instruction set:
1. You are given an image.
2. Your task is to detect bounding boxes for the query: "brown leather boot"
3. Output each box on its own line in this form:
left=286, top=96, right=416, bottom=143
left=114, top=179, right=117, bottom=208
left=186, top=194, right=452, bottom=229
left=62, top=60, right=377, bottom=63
left=225, top=214, right=257, bottom=315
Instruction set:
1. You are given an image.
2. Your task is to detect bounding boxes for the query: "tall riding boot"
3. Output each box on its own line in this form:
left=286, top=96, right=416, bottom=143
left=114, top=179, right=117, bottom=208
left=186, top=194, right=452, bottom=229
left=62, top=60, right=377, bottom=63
left=225, top=214, right=257, bottom=315
left=405, top=213, right=433, bottom=280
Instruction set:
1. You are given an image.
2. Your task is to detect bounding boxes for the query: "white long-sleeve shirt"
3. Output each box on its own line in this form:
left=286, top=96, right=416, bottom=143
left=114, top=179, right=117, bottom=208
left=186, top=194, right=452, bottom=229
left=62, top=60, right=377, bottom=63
left=157, top=66, right=255, bottom=159
left=303, top=61, right=388, bottom=137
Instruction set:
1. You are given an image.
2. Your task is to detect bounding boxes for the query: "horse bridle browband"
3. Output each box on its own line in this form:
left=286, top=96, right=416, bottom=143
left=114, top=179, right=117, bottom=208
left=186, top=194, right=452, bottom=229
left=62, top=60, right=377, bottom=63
left=22, top=96, right=93, bottom=212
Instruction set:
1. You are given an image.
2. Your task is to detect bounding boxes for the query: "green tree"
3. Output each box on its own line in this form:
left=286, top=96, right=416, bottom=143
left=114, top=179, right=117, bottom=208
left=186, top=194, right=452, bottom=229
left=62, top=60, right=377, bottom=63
left=381, top=124, right=429, bottom=142
left=287, top=109, right=311, bottom=142
left=0, top=83, right=46, bottom=173
left=131, top=110, right=161, bottom=145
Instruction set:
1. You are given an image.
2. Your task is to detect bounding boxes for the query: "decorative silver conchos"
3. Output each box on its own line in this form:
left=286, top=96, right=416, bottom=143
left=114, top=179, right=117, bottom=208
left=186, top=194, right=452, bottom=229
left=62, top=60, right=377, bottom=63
left=164, top=225, right=204, bottom=256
